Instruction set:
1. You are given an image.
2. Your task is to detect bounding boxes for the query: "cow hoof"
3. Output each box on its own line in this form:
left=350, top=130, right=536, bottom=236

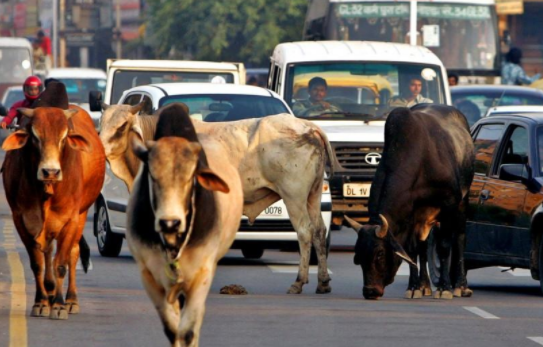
left=404, top=290, right=422, bottom=299
left=453, top=288, right=462, bottom=297
left=31, top=303, right=50, bottom=317
left=457, top=287, right=473, bottom=297
left=316, top=284, right=331, bottom=294
left=67, top=303, right=80, bottom=314
left=434, top=290, right=453, bottom=300
left=413, top=289, right=423, bottom=299
left=287, top=284, right=303, bottom=294
left=404, top=290, right=414, bottom=299
left=422, top=287, right=432, bottom=296
left=50, top=307, right=69, bottom=320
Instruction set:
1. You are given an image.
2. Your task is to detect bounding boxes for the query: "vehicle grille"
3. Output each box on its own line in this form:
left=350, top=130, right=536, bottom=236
left=239, top=219, right=295, bottom=232
left=334, top=146, right=383, bottom=170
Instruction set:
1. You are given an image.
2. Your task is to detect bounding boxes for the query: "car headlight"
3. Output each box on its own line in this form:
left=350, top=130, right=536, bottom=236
left=322, top=180, right=330, bottom=193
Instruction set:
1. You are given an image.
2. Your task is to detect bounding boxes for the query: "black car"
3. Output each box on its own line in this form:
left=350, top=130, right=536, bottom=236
left=451, top=85, right=543, bottom=126
left=429, top=112, right=543, bottom=293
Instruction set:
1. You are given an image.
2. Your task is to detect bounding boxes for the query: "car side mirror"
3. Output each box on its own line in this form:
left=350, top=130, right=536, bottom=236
left=499, top=163, right=531, bottom=183
left=0, top=103, right=6, bottom=117
left=89, top=90, right=103, bottom=112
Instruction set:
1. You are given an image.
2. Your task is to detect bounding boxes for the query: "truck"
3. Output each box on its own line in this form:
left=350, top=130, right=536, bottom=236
left=0, top=37, right=34, bottom=100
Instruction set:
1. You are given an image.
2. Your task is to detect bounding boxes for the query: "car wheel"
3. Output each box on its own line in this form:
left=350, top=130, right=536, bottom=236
left=94, top=199, right=123, bottom=257
left=427, top=230, right=451, bottom=287
left=241, top=247, right=264, bottom=259
left=310, top=231, right=331, bottom=265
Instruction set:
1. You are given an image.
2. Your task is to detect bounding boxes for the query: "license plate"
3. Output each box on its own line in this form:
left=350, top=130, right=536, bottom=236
left=343, top=183, right=371, bottom=198
left=262, top=206, right=285, bottom=216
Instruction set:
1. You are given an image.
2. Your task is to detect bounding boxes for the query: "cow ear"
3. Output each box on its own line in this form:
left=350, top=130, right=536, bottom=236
left=17, top=108, right=35, bottom=117
left=389, top=235, right=417, bottom=268
left=67, top=133, right=92, bottom=152
left=131, top=137, right=149, bottom=162
left=2, top=130, right=29, bottom=151
left=63, top=109, right=79, bottom=119
left=196, top=168, right=230, bottom=193
left=130, top=124, right=145, bottom=143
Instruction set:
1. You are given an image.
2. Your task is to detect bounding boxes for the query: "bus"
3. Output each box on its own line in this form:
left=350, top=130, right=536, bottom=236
left=0, top=38, right=34, bottom=99
left=303, top=0, right=500, bottom=82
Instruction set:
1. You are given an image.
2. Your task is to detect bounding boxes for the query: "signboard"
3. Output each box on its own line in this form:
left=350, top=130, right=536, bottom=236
left=337, top=3, right=491, bottom=20
left=496, top=0, right=524, bottom=15
left=65, top=32, right=95, bottom=47
left=422, top=25, right=440, bottom=47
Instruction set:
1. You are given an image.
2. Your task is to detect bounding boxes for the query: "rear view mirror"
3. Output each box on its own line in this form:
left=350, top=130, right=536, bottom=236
left=0, top=103, right=6, bottom=117
left=499, top=163, right=530, bottom=182
left=89, top=91, right=103, bottom=112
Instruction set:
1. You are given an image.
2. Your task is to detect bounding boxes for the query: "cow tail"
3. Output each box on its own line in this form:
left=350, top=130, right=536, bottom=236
left=314, top=127, right=336, bottom=178
left=79, top=236, right=91, bottom=273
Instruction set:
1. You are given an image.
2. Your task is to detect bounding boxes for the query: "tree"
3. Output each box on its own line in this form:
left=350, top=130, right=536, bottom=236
left=145, top=0, right=308, bottom=66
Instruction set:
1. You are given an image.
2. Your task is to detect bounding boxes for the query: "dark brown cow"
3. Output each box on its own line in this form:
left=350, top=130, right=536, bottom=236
left=2, top=105, right=105, bottom=319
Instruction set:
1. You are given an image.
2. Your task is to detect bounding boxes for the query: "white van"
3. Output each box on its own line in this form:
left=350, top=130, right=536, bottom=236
left=268, top=40, right=450, bottom=227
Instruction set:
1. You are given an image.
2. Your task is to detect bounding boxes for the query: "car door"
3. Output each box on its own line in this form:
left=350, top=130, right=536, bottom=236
left=466, top=122, right=506, bottom=255
left=105, top=93, right=143, bottom=230
left=476, top=123, right=531, bottom=259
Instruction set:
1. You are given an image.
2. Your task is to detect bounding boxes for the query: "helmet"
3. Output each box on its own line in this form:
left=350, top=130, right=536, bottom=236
left=23, top=76, right=44, bottom=101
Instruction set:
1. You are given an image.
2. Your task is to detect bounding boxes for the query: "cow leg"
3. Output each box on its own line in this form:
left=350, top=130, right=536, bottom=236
left=140, top=267, right=180, bottom=345
left=433, top=220, right=453, bottom=300
left=14, top=217, right=50, bottom=317
left=450, top=206, right=472, bottom=298
left=178, top=265, right=215, bottom=347
left=405, top=245, right=422, bottom=299
left=44, top=243, right=56, bottom=303
left=65, top=213, right=87, bottom=314
left=307, top=185, right=331, bottom=294
left=282, top=198, right=312, bottom=294
left=50, top=221, right=79, bottom=320
left=417, top=239, right=433, bottom=297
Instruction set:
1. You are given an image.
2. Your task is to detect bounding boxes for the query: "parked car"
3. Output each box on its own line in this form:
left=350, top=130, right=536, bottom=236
left=94, top=83, right=332, bottom=261
left=485, top=105, right=543, bottom=118
left=451, top=85, right=543, bottom=126
left=46, top=68, right=107, bottom=128
left=1, top=86, right=24, bottom=110
left=428, top=112, right=543, bottom=293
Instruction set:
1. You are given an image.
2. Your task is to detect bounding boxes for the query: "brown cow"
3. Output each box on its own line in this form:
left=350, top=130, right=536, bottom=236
left=127, top=104, right=243, bottom=346
left=2, top=105, right=105, bottom=319
left=100, top=103, right=334, bottom=294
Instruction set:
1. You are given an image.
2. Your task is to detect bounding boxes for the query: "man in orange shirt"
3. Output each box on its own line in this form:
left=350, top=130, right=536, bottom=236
left=36, top=30, right=52, bottom=70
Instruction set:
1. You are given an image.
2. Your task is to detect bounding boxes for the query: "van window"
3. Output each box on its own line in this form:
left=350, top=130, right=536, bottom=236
left=285, top=62, right=444, bottom=119
left=111, top=70, right=235, bottom=104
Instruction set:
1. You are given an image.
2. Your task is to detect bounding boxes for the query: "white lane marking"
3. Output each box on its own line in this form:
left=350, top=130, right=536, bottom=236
left=268, top=265, right=333, bottom=275
left=498, top=267, right=531, bottom=277
left=463, top=306, right=500, bottom=319
left=528, top=337, right=543, bottom=345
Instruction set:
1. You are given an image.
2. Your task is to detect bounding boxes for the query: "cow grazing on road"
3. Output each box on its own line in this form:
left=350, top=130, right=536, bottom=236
left=2, top=105, right=105, bottom=319
left=126, top=103, right=243, bottom=346
left=345, top=104, right=475, bottom=300
left=100, top=102, right=334, bottom=294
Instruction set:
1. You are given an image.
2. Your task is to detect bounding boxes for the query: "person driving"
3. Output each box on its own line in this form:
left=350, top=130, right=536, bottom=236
left=389, top=76, right=433, bottom=107
left=1, top=76, right=43, bottom=129
left=292, top=77, right=341, bottom=117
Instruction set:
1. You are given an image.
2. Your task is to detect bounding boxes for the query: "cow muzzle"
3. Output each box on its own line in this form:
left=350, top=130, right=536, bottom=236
left=39, top=168, right=62, bottom=181
left=363, top=286, right=384, bottom=300
left=159, top=218, right=182, bottom=233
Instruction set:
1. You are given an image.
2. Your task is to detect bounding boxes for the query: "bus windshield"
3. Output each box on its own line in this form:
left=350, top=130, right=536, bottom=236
left=285, top=62, right=445, bottom=120
left=324, top=1, right=498, bottom=73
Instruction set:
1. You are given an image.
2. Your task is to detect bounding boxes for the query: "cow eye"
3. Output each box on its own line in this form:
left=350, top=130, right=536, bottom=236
left=376, top=250, right=384, bottom=260
left=117, top=122, right=128, bottom=134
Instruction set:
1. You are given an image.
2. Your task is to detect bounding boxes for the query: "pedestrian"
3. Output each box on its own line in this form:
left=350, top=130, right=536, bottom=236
left=501, top=47, right=541, bottom=85
left=36, top=30, right=52, bottom=71
left=448, top=72, right=459, bottom=87
left=1, top=76, right=44, bottom=129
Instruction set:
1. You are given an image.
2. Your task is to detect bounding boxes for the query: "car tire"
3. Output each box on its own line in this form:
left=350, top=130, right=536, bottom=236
left=94, top=198, right=123, bottom=257
left=427, top=230, right=451, bottom=287
left=241, top=247, right=264, bottom=259
left=310, top=231, right=331, bottom=266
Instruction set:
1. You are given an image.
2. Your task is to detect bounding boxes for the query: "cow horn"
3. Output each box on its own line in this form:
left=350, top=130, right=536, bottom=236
left=375, top=214, right=389, bottom=239
left=344, top=215, right=362, bottom=233
left=130, top=102, right=145, bottom=115
left=17, top=108, right=35, bottom=117
left=101, top=102, right=110, bottom=110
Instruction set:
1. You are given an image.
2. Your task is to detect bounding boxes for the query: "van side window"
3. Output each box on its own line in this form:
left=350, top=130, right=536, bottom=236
left=270, top=65, right=280, bottom=92
left=268, top=62, right=275, bottom=89
left=473, top=123, right=505, bottom=175
left=141, top=95, right=153, bottom=115
left=123, top=94, right=142, bottom=106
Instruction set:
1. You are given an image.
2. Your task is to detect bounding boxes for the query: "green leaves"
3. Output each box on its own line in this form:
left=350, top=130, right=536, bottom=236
left=145, top=0, right=308, bottom=66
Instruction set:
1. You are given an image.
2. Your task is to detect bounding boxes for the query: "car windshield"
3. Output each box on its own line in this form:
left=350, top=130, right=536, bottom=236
left=111, top=70, right=235, bottom=104
left=159, top=94, right=290, bottom=122
left=285, top=62, right=444, bottom=120
left=3, top=88, right=24, bottom=109
left=452, top=90, right=543, bottom=126
left=56, top=78, right=107, bottom=104
left=0, top=47, right=33, bottom=83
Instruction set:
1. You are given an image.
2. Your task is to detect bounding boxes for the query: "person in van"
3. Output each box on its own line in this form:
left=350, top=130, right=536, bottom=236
left=389, top=76, right=433, bottom=107
left=292, top=77, right=341, bottom=117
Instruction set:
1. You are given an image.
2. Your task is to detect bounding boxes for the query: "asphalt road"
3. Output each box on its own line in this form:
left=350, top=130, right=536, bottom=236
left=2, top=143, right=543, bottom=346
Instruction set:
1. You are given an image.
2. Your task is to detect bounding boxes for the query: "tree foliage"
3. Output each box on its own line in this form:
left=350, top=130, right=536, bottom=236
left=145, top=0, right=308, bottom=66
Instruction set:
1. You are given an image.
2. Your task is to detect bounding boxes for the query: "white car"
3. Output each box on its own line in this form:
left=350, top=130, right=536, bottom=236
left=1, top=86, right=24, bottom=110
left=94, top=83, right=332, bottom=260
left=46, top=68, right=107, bottom=128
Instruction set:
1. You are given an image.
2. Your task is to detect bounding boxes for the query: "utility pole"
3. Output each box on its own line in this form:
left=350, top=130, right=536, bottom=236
left=52, top=0, right=58, bottom=67
left=59, top=0, right=66, bottom=67
left=409, top=0, right=417, bottom=46
left=115, top=0, right=122, bottom=58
